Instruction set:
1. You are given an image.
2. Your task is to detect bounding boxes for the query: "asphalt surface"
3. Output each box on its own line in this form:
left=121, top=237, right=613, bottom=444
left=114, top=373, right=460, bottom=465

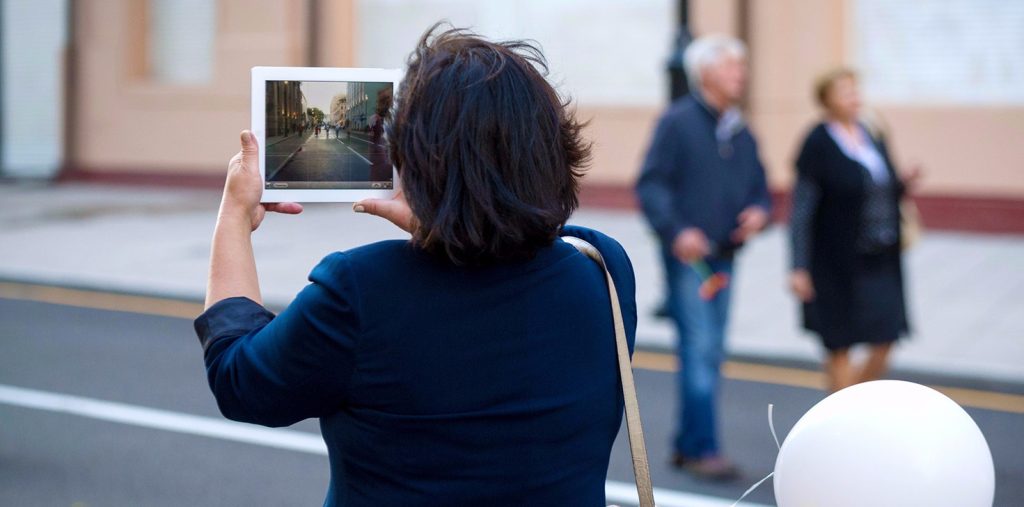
left=1, top=296, right=1022, bottom=506
left=267, top=131, right=381, bottom=183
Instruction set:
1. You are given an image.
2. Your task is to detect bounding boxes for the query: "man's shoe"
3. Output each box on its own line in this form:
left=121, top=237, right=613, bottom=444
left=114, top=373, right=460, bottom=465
left=669, top=453, right=688, bottom=468
left=651, top=301, right=675, bottom=321
left=652, top=302, right=672, bottom=319
left=670, top=453, right=740, bottom=482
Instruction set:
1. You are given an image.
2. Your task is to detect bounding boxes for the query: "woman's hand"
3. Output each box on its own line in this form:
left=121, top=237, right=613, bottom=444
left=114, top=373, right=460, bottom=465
left=900, top=162, right=924, bottom=195
left=354, top=189, right=417, bottom=234
left=790, top=269, right=816, bottom=302
left=220, top=130, right=302, bottom=231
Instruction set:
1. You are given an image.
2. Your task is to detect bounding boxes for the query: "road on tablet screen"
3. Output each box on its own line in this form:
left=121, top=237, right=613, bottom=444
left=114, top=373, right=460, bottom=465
left=266, top=130, right=381, bottom=182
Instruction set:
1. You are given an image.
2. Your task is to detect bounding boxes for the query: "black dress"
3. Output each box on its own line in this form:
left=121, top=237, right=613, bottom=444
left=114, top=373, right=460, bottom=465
left=790, top=123, right=909, bottom=351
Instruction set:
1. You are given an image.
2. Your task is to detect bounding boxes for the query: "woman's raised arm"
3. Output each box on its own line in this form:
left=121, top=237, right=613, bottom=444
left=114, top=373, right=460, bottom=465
left=205, top=130, right=303, bottom=309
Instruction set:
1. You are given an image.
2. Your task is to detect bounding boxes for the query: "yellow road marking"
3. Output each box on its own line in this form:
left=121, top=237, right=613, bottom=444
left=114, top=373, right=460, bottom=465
left=3, top=281, right=1023, bottom=414
left=0, top=281, right=204, bottom=320
left=633, top=350, right=1024, bottom=414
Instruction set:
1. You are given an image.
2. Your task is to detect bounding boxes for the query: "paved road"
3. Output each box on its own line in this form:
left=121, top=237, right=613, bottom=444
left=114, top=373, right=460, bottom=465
left=267, top=131, right=378, bottom=183
left=1, top=183, right=1021, bottom=385
left=1, top=291, right=1021, bottom=506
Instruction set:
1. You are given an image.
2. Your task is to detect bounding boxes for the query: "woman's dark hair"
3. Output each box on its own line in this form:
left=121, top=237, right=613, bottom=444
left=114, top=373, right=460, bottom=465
left=387, top=24, right=590, bottom=265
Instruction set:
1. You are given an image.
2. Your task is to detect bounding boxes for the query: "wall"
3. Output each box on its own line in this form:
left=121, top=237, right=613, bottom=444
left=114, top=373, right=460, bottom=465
left=72, top=0, right=312, bottom=174
left=745, top=0, right=1024, bottom=197
left=579, top=0, right=741, bottom=186
left=1, top=0, right=68, bottom=178
left=65, top=0, right=1024, bottom=207
left=744, top=0, right=846, bottom=189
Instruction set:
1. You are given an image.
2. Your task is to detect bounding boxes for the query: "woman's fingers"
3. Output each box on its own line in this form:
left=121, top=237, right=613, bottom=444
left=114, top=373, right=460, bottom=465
left=354, top=194, right=415, bottom=233
left=264, top=202, right=303, bottom=215
left=790, top=270, right=815, bottom=302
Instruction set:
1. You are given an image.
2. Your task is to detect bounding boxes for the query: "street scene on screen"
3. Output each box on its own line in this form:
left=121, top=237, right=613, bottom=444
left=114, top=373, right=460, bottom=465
left=265, top=81, right=393, bottom=189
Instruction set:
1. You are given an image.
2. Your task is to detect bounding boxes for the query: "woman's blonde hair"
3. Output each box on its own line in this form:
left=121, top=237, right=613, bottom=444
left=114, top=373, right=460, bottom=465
left=814, top=67, right=857, bottom=109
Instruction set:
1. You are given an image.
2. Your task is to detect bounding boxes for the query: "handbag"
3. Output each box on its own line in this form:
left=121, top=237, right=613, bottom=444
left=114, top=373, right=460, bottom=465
left=900, top=198, right=922, bottom=250
left=563, top=236, right=656, bottom=507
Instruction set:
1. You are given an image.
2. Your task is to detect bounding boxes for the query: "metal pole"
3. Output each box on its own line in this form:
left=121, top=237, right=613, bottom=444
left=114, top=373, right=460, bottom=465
left=307, top=0, right=320, bottom=67
left=737, top=0, right=751, bottom=111
left=61, top=0, right=76, bottom=179
left=666, top=0, right=691, bottom=102
left=654, top=0, right=692, bottom=321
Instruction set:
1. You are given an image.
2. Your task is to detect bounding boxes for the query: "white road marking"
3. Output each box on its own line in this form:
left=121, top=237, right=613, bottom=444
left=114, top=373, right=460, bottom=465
left=342, top=134, right=372, bottom=145
left=0, top=383, right=327, bottom=455
left=0, top=383, right=770, bottom=507
left=334, top=138, right=372, bottom=164
left=342, top=134, right=388, bottom=151
left=605, top=481, right=770, bottom=507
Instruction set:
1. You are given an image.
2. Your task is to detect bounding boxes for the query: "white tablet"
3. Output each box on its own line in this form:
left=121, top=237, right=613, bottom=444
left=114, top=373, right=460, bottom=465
left=251, top=66, right=403, bottom=202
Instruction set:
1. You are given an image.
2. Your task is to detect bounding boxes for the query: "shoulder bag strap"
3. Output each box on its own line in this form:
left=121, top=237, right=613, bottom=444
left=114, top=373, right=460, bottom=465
left=562, top=236, right=655, bottom=507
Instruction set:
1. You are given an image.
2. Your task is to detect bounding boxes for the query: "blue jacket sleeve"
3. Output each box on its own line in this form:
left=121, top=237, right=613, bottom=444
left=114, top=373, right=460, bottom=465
left=635, top=112, right=687, bottom=245
left=744, top=137, right=773, bottom=213
left=194, top=252, right=360, bottom=427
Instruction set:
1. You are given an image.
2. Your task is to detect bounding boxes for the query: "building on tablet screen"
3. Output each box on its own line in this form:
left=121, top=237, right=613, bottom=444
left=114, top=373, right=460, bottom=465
left=266, top=81, right=307, bottom=139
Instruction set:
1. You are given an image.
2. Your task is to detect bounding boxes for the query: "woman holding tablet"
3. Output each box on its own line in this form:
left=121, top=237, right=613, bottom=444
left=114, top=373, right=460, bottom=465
left=195, top=26, right=637, bottom=506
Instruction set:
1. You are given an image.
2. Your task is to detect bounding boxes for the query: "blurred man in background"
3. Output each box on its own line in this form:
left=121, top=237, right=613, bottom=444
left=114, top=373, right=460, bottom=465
left=635, top=34, right=771, bottom=481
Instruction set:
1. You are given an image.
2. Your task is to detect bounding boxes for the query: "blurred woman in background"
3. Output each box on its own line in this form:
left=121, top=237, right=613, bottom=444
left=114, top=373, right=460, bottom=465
left=789, top=68, right=919, bottom=392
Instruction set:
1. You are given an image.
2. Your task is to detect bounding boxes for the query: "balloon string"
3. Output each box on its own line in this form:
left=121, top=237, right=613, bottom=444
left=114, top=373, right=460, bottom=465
left=769, top=403, right=781, bottom=450
left=730, top=472, right=774, bottom=507
left=730, top=403, right=780, bottom=507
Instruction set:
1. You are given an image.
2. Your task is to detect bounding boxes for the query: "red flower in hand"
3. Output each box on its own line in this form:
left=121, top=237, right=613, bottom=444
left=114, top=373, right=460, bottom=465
left=698, top=272, right=730, bottom=301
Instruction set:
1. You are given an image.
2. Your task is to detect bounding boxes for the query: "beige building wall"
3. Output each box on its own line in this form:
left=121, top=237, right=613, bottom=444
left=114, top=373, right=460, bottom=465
left=578, top=0, right=740, bottom=187
left=72, top=0, right=352, bottom=175
left=68, top=0, right=1023, bottom=200
left=744, top=0, right=846, bottom=190
left=744, top=0, right=1024, bottom=198
left=877, top=107, right=1024, bottom=196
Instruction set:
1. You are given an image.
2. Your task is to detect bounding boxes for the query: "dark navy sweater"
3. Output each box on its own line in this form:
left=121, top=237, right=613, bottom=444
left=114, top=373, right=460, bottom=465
left=194, top=226, right=636, bottom=506
left=635, top=95, right=771, bottom=256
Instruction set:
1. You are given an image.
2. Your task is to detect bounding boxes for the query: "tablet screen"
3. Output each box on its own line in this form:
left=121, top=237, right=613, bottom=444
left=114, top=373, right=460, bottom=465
left=264, top=80, right=394, bottom=190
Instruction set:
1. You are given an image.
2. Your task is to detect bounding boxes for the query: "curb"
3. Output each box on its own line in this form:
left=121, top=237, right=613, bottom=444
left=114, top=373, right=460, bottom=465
left=3, top=274, right=1023, bottom=393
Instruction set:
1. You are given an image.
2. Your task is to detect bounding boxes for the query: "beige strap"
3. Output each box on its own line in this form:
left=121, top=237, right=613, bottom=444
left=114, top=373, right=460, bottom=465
left=563, top=236, right=655, bottom=507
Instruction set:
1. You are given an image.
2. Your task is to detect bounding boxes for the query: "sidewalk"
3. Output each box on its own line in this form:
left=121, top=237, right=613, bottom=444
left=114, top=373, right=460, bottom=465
left=2, top=182, right=1022, bottom=384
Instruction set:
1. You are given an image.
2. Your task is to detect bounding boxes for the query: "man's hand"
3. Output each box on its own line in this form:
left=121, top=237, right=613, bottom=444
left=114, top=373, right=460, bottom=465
left=731, top=206, right=769, bottom=244
left=789, top=269, right=815, bottom=302
left=220, top=130, right=302, bottom=231
left=672, top=227, right=710, bottom=262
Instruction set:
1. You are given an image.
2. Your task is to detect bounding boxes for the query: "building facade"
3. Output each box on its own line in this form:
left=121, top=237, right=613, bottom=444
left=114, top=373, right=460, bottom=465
left=3, top=0, right=1022, bottom=230
left=266, top=80, right=304, bottom=138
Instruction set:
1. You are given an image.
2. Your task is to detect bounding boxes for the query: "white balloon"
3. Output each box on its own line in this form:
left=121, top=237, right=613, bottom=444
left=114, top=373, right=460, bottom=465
left=774, top=380, right=994, bottom=507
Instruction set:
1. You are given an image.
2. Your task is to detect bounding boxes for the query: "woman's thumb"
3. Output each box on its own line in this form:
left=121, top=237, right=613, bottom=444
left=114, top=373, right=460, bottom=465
left=240, top=130, right=259, bottom=156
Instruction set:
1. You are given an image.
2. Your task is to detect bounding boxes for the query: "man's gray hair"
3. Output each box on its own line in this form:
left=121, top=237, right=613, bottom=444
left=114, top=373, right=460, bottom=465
left=683, top=34, right=747, bottom=93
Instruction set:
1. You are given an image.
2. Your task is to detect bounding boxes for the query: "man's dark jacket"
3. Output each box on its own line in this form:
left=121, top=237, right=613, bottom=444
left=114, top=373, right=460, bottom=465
left=635, top=95, right=771, bottom=256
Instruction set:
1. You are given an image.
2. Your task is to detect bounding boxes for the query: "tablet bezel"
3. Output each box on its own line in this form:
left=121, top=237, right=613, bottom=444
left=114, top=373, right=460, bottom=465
left=252, top=66, right=402, bottom=203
